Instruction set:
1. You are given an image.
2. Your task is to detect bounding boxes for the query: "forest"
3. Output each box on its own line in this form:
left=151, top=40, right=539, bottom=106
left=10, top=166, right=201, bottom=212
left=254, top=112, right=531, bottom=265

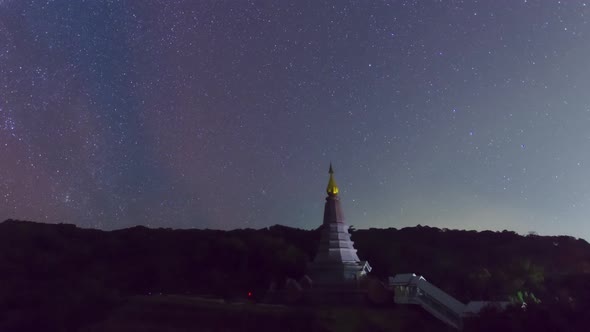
left=1, top=219, right=590, bottom=331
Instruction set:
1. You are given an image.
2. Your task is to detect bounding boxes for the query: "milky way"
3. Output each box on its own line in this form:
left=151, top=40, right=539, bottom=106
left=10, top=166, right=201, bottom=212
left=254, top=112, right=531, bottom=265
left=1, top=1, right=590, bottom=238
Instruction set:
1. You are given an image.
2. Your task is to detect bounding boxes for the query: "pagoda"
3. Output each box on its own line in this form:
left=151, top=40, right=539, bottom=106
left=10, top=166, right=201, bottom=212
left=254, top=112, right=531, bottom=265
left=308, top=164, right=371, bottom=286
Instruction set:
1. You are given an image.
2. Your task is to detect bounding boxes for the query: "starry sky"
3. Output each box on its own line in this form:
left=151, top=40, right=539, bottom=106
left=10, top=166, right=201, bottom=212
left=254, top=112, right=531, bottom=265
left=1, top=1, right=590, bottom=238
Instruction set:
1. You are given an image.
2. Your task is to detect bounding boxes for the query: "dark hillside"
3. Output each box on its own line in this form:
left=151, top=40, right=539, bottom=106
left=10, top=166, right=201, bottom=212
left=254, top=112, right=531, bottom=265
left=353, top=226, right=590, bottom=302
left=1, top=219, right=590, bottom=331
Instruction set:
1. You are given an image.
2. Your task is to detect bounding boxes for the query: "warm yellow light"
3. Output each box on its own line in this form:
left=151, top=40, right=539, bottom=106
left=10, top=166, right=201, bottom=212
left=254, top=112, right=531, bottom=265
left=326, top=164, right=339, bottom=195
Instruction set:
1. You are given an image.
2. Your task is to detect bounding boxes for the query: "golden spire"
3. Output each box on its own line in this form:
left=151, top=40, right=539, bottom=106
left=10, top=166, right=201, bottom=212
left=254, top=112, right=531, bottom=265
left=326, top=163, right=339, bottom=196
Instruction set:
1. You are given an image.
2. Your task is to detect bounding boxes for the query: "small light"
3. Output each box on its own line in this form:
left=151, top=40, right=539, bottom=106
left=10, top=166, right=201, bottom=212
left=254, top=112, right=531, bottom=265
left=248, top=291, right=253, bottom=297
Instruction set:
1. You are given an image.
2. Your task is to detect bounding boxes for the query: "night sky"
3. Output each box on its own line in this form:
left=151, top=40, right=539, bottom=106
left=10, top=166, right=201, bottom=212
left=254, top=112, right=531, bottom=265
left=1, top=1, right=590, bottom=238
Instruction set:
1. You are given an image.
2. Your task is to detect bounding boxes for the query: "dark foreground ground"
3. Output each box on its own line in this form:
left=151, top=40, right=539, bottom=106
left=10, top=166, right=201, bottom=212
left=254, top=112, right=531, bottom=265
left=82, top=295, right=450, bottom=332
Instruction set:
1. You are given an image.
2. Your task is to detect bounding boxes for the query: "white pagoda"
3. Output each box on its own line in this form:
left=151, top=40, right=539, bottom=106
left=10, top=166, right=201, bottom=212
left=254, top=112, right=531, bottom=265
left=308, top=164, right=371, bottom=285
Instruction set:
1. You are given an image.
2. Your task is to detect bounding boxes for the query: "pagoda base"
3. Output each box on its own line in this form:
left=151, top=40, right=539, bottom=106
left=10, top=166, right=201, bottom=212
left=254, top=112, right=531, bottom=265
left=307, top=261, right=371, bottom=287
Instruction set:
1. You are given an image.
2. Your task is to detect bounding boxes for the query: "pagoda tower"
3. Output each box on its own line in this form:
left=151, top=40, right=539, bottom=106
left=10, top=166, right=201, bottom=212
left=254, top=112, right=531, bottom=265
left=308, top=164, right=371, bottom=285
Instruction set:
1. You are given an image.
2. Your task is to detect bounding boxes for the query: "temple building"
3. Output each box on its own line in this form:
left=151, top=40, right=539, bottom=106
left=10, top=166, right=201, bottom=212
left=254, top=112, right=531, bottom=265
left=307, top=164, right=372, bottom=286
left=263, top=164, right=504, bottom=329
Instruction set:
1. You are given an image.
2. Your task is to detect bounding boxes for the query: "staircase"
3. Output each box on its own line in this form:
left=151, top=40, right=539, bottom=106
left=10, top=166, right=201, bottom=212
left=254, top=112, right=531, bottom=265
left=389, top=274, right=465, bottom=329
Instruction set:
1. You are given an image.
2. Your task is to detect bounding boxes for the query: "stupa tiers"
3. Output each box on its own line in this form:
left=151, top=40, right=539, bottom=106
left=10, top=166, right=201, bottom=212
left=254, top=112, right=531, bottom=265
left=308, top=164, right=372, bottom=285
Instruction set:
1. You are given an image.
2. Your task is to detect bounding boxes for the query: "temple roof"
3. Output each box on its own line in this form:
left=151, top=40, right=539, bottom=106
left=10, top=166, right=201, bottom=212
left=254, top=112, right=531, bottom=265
left=326, top=163, right=339, bottom=196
